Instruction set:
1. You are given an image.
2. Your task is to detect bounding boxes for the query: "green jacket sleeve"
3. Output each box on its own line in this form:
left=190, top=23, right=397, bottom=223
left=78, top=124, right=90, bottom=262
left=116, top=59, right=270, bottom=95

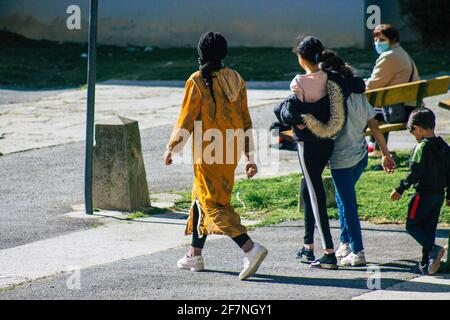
left=396, top=142, right=427, bottom=195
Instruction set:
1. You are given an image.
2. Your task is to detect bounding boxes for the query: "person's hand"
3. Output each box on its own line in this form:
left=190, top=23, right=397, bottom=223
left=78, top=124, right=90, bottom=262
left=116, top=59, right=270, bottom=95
left=390, top=190, right=402, bottom=201
left=245, top=161, right=257, bottom=179
left=382, top=155, right=396, bottom=174
left=164, top=150, right=173, bottom=165
left=296, top=124, right=306, bottom=130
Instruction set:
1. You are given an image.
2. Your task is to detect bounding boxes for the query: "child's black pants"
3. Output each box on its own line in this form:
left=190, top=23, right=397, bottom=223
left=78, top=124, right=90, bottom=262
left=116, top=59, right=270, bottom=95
left=406, top=192, right=444, bottom=262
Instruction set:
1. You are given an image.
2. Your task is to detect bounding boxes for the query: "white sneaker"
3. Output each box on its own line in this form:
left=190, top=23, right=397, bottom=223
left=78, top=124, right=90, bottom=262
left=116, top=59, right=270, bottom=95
left=339, top=251, right=366, bottom=267
left=239, top=243, right=268, bottom=281
left=336, top=243, right=351, bottom=259
left=177, top=255, right=204, bottom=272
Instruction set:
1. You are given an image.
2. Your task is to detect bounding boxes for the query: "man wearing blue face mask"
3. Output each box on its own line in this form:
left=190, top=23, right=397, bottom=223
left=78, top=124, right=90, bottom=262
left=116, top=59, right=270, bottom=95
left=366, top=24, right=420, bottom=158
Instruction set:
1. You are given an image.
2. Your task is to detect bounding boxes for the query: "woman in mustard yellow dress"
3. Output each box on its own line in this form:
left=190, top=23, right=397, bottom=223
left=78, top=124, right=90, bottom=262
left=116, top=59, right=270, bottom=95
left=164, top=32, right=268, bottom=280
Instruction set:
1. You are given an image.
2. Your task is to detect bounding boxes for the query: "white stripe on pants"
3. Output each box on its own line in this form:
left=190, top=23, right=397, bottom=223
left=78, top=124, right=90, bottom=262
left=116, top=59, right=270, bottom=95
left=297, top=141, right=327, bottom=249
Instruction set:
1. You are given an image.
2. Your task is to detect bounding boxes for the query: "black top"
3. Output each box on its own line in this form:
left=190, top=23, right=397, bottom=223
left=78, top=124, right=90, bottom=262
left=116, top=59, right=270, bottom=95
left=274, top=70, right=365, bottom=142
left=396, top=136, right=450, bottom=200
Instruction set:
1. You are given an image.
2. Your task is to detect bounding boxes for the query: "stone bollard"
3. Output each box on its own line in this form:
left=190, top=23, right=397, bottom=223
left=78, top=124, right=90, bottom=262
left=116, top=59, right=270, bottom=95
left=298, top=176, right=336, bottom=211
left=93, top=116, right=150, bottom=211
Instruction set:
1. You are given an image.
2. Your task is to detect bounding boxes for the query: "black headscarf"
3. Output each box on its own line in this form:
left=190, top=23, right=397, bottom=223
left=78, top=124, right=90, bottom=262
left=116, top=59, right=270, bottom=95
left=197, top=31, right=228, bottom=103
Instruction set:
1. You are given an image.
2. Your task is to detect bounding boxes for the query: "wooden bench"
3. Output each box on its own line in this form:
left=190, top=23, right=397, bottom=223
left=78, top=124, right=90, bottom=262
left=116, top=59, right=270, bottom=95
left=279, top=75, right=450, bottom=141
left=439, top=99, right=450, bottom=110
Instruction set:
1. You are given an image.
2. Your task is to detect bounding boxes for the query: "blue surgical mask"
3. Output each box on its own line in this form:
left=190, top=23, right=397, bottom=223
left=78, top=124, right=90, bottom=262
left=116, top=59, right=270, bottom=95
left=374, top=41, right=390, bottom=55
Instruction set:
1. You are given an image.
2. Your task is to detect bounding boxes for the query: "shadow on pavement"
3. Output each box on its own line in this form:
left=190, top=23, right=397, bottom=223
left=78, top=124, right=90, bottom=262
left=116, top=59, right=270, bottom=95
left=264, top=223, right=450, bottom=239
left=202, top=259, right=426, bottom=291
left=203, top=270, right=449, bottom=293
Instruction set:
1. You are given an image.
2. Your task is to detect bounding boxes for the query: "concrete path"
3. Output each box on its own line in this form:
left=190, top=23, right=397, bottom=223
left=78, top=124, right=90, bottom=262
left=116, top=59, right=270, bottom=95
left=0, top=88, right=70, bottom=105
left=0, top=101, right=301, bottom=250
left=0, top=85, right=447, bottom=251
left=1, top=82, right=448, bottom=156
left=0, top=84, right=449, bottom=299
left=354, top=274, right=450, bottom=300
left=0, top=84, right=289, bottom=155
left=0, top=211, right=190, bottom=288
left=0, top=220, right=448, bottom=299
left=0, top=209, right=259, bottom=289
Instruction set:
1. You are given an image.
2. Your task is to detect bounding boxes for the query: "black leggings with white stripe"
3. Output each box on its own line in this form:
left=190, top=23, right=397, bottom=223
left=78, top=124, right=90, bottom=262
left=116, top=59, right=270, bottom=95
left=191, top=203, right=251, bottom=249
left=297, top=140, right=335, bottom=250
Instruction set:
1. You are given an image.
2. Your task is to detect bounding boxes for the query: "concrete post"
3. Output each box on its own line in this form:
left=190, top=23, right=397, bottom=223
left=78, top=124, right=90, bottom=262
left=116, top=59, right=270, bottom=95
left=93, top=116, right=150, bottom=211
left=298, top=176, right=337, bottom=212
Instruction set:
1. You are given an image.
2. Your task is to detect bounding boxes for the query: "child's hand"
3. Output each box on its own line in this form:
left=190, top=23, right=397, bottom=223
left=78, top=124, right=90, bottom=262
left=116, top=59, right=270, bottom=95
left=246, top=161, right=257, bottom=179
left=390, top=190, right=402, bottom=201
left=164, top=150, right=173, bottom=165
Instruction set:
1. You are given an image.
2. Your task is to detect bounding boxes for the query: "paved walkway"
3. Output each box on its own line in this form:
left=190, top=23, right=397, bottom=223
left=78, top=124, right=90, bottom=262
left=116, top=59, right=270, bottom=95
left=0, top=209, right=252, bottom=289
left=0, top=83, right=449, bottom=299
left=354, top=274, right=450, bottom=300
left=0, top=218, right=448, bottom=299
left=1, top=82, right=449, bottom=156
left=0, top=102, right=302, bottom=251
left=0, top=83, right=289, bottom=155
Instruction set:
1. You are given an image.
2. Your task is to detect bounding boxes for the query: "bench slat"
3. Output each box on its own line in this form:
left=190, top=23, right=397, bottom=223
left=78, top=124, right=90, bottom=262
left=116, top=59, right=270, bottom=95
left=364, top=123, right=406, bottom=136
left=439, top=99, right=450, bottom=110
left=425, top=76, right=450, bottom=97
left=365, top=76, right=450, bottom=107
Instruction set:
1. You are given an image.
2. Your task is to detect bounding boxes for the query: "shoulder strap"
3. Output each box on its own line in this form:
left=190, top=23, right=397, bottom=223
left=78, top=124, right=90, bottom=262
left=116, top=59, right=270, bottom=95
left=408, top=56, right=415, bottom=83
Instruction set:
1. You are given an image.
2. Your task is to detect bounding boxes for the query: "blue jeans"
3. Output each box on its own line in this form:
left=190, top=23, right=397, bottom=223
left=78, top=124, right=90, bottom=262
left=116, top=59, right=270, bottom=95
left=331, top=154, right=368, bottom=253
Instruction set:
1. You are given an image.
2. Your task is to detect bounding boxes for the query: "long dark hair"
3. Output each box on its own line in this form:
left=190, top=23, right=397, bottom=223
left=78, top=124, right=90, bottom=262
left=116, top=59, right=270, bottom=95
left=319, top=50, right=354, bottom=78
left=197, top=31, right=228, bottom=104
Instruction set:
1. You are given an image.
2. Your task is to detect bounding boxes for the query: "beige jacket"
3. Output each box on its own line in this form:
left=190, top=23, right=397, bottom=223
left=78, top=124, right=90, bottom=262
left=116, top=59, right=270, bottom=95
left=366, top=43, right=420, bottom=97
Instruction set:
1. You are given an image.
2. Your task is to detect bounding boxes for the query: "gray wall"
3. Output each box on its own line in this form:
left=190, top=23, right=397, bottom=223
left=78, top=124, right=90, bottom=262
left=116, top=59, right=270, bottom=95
left=364, top=0, right=418, bottom=46
left=0, top=0, right=399, bottom=48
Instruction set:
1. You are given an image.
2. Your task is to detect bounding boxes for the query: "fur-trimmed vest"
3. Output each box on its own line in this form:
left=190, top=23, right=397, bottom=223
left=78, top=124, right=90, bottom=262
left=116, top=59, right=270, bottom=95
left=274, top=71, right=365, bottom=142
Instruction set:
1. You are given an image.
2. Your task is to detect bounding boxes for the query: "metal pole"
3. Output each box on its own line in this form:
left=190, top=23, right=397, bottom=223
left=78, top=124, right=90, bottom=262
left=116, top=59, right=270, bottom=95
left=84, top=0, right=98, bottom=215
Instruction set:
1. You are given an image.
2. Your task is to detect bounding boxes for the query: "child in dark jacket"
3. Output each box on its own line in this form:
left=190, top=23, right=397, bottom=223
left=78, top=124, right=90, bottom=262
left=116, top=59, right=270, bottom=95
left=273, top=36, right=365, bottom=269
left=391, top=108, right=450, bottom=275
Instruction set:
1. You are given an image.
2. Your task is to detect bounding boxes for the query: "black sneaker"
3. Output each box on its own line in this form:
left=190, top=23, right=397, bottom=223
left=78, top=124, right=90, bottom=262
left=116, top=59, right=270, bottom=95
left=310, top=253, right=338, bottom=270
left=418, top=262, right=429, bottom=275
left=428, top=245, right=445, bottom=275
left=296, top=247, right=315, bottom=263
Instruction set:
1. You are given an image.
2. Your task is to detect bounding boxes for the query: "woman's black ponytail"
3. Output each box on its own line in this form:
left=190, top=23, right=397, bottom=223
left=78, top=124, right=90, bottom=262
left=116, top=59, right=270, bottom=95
left=319, top=49, right=354, bottom=78
left=197, top=32, right=228, bottom=104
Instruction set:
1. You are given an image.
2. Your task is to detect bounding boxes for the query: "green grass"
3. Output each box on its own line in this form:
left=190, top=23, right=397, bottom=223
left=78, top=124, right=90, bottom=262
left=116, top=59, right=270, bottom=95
left=1, top=31, right=449, bottom=89
left=124, top=206, right=169, bottom=220
left=174, top=151, right=450, bottom=228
